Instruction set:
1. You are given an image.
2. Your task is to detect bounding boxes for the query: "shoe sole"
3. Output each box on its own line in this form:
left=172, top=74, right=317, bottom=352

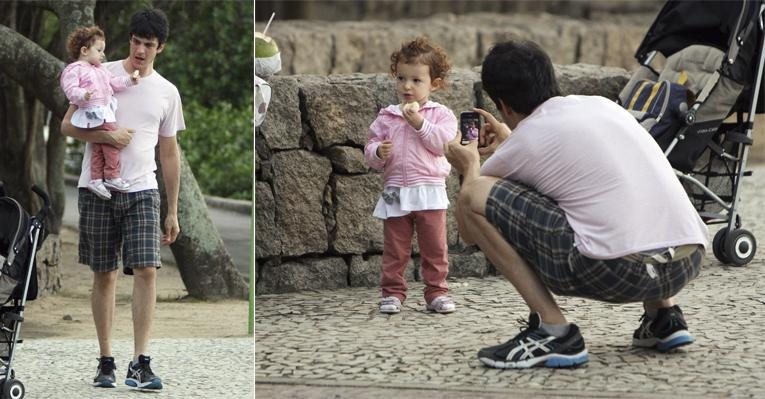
left=478, top=349, right=589, bottom=369
left=633, top=330, right=694, bottom=352
left=93, top=381, right=116, bottom=388
left=379, top=308, right=400, bottom=314
left=87, top=188, right=112, bottom=200
left=426, top=306, right=456, bottom=314
left=126, top=378, right=163, bottom=390
left=103, top=183, right=129, bottom=192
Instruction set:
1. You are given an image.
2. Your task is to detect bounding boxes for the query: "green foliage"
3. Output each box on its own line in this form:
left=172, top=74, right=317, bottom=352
left=152, top=0, right=253, bottom=108
left=180, top=97, right=253, bottom=200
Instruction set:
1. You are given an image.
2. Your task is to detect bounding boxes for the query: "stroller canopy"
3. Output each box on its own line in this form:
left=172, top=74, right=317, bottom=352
left=635, top=0, right=764, bottom=98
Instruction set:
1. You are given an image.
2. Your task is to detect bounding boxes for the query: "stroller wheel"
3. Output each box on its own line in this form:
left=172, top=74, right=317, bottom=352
left=712, top=228, right=730, bottom=264
left=723, top=229, right=756, bottom=267
left=1, top=379, right=23, bottom=399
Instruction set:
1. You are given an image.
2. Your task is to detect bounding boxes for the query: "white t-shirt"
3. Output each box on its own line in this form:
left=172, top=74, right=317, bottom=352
left=77, top=61, right=186, bottom=192
left=481, top=95, right=708, bottom=259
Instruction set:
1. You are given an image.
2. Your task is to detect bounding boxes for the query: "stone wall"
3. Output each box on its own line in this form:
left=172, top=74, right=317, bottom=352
left=255, top=63, right=631, bottom=294
left=256, top=1, right=662, bottom=24
left=266, top=12, right=656, bottom=76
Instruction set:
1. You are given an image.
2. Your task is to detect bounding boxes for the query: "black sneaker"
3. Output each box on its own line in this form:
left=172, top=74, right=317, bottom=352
left=93, top=356, right=116, bottom=388
left=125, top=355, right=163, bottom=390
left=477, top=313, right=589, bottom=368
left=633, top=305, right=694, bottom=351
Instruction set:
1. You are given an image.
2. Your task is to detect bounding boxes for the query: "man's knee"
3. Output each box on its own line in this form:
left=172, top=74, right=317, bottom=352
left=459, top=176, right=499, bottom=216
left=93, top=269, right=119, bottom=290
left=132, top=266, right=157, bottom=282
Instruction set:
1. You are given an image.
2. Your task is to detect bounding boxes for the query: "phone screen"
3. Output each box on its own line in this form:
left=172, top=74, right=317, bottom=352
left=460, top=112, right=481, bottom=144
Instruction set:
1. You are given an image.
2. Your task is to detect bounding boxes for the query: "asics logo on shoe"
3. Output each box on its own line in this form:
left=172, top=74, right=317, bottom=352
left=507, top=336, right=556, bottom=361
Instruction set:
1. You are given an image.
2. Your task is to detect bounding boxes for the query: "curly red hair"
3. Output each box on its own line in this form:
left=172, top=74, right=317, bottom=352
left=66, top=26, right=105, bottom=61
left=390, top=37, right=451, bottom=87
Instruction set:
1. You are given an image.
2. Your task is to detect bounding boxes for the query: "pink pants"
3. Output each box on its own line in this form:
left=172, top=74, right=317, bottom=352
left=381, top=209, right=449, bottom=304
left=89, top=122, right=121, bottom=180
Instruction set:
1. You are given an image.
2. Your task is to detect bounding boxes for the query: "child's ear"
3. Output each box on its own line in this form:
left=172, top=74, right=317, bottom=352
left=80, top=46, right=89, bottom=56
left=432, top=77, right=444, bottom=90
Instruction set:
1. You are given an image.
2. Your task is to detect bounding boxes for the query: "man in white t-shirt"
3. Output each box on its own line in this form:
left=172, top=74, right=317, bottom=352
left=444, top=40, right=708, bottom=369
left=61, top=8, right=184, bottom=390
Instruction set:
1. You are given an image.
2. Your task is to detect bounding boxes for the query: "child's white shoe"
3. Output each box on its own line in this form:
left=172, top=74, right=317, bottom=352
left=379, top=296, right=402, bottom=314
left=103, top=177, right=131, bottom=192
left=87, top=179, right=112, bottom=200
left=426, top=295, right=456, bottom=314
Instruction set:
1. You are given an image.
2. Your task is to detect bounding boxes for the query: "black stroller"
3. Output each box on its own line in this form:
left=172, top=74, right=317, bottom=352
left=0, top=183, right=50, bottom=399
left=619, top=0, right=765, bottom=266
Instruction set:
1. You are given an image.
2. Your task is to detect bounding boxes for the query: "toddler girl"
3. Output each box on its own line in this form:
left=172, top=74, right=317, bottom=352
left=364, top=37, right=458, bottom=314
left=60, top=26, right=138, bottom=200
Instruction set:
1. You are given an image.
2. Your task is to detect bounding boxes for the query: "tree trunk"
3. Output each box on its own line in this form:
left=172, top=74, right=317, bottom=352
left=157, top=148, right=248, bottom=299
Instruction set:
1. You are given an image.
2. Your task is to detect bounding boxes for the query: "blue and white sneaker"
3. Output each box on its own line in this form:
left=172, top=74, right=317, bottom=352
left=125, top=355, right=162, bottom=390
left=633, top=305, right=694, bottom=351
left=477, top=313, right=589, bottom=369
left=93, top=356, right=116, bottom=388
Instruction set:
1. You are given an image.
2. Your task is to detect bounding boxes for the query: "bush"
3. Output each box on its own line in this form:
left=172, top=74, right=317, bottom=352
left=180, top=98, right=253, bottom=200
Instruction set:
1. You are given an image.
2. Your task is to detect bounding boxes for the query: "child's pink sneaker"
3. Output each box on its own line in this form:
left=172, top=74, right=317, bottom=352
left=379, top=296, right=401, bottom=314
left=87, top=179, right=112, bottom=200
left=426, top=296, right=456, bottom=314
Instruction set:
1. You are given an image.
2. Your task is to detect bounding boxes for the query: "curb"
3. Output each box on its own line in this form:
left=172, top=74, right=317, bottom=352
left=65, top=174, right=251, bottom=215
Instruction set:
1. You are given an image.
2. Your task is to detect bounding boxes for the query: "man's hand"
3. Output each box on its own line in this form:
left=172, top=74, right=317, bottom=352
left=377, top=140, right=393, bottom=159
left=402, top=106, right=424, bottom=130
left=107, top=128, right=134, bottom=149
left=444, top=132, right=481, bottom=181
left=161, top=213, right=180, bottom=245
left=473, top=108, right=512, bottom=156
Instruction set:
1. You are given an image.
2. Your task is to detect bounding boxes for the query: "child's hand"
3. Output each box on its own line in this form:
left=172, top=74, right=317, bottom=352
left=402, top=104, right=423, bottom=130
left=84, top=91, right=92, bottom=101
left=377, top=140, right=393, bottom=159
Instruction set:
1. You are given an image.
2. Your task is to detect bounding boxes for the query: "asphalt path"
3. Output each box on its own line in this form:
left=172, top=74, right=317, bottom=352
left=62, top=184, right=251, bottom=279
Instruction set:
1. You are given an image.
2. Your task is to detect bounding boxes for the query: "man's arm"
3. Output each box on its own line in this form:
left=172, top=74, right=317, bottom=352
left=60, top=104, right=134, bottom=148
left=158, top=135, right=181, bottom=245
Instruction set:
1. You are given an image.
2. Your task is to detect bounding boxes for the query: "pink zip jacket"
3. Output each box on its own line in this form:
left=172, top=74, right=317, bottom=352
left=364, top=101, right=457, bottom=187
left=60, top=61, right=134, bottom=108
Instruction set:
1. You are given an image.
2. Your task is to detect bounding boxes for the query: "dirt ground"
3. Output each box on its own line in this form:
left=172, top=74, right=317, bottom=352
left=21, top=227, right=251, bottom=340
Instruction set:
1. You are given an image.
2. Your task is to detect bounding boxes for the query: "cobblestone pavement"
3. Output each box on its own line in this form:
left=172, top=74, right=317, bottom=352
left=11, top=338, right=253, bottom=398
left=255, top=165, right=765, bottom=398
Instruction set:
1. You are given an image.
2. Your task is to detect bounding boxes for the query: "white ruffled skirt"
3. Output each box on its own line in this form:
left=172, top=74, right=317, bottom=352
left=71, top=97, right=118, bottom=129
left=372, top=185, right=449, bottom=219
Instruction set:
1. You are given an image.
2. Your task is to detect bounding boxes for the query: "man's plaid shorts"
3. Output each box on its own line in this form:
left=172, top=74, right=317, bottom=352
left=78, top=188, right=162, bottom=274
left=485, top=179, right=701, bottom=303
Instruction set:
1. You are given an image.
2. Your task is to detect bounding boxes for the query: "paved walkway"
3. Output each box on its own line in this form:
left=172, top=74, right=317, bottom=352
left=255, top=164, right=765, bottom=398
left=13, top=338, right=253, bottom=398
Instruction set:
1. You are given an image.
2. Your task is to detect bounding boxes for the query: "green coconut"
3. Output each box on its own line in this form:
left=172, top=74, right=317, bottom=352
left=256, top=32, right=279, bottom=58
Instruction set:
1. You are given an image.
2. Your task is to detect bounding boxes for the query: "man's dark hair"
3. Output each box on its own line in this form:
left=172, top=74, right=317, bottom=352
left=129, top=8, right=169, bottom=44
left=481, top=40, right=560, bottom=115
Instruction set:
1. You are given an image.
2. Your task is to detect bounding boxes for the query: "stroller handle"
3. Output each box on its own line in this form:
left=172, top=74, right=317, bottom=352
left=31, top=185, right=51, bottom=213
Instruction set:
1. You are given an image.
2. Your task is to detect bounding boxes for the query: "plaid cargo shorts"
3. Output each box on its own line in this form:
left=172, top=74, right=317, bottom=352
left=78, top=188, right=162, bottom=274
left=485, top=179, right=702, bottom=303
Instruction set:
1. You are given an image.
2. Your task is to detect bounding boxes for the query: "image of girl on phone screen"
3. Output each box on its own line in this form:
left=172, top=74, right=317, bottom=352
left=364, top=37, right=458, bottom=315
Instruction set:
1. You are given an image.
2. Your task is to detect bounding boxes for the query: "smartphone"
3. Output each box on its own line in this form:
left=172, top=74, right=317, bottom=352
left=459, top=111, right=482, bottom=145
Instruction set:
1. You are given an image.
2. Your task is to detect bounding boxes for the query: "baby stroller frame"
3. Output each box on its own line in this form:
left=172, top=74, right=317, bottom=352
left=621, top=0, right=765, bottom=266
left=0, top=184, right=50, bottom=399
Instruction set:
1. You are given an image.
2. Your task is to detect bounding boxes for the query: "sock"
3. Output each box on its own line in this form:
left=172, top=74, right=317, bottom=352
left=540, top=321, right=571, bottom=338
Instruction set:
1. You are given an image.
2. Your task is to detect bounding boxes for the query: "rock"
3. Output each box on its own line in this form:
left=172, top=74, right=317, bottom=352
left=272, top=150, right=332, bottom=256
left=333, top=174, right=384, bottom=254
left=256, top=257, right=347, bottom=294
left=326, top=146, right=368, bottom=174
left=260, top=76, right=302, bottom=150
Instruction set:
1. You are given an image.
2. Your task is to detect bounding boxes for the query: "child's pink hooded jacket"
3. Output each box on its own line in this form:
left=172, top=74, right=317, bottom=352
left=364, top=101, right=457, bottom=187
